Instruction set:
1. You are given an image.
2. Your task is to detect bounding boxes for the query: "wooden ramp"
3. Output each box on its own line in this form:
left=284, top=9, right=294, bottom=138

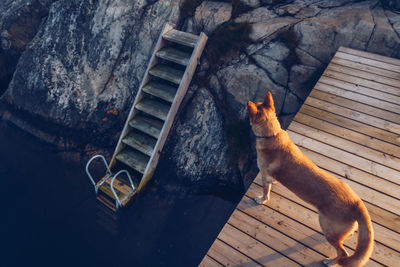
left=200, top=47, right=400, bottom=267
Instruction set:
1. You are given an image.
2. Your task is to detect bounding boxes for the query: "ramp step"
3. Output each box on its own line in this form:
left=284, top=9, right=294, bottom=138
left=142, top=81, right=176, bottom=103
left=116, top=148, right=149, bottom=174
left=129, top=115, right=163, bottom=139
left=135, top=98, right=170, bottom=121
left=98, top=181, right=126, bottom=201
left=122, top=130, right=156, bottom=156
left=163, top=29, right=198, bottom=48
left=96, top=194, right=117, bottom=212
left=156, top=47, right=191, bottom=66
left=149, top=64, right=184, bottom=85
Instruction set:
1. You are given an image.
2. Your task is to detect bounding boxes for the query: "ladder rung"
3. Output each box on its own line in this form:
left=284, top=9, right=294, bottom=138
left=156, top=47, right=191, bottom=66
left=135, top=98, right=170, bottom=121
left=116, top=148, right=149, bottom=174
left=122, top=131, right=156, bottom=157
left=97, top=194, right=118, bottom=212
left=149, top=64, right=184, bottom=85
left=142, top=81, right=176, bottom=103
left=129, top=115, right=163, bottom=139
left=163, top=29, right=198, bottom=48
left=98, top=181, right=126, bottom=201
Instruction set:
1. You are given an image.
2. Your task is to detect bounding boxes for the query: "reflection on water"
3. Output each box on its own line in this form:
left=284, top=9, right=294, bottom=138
left=0, top=120, right=241, bottom=267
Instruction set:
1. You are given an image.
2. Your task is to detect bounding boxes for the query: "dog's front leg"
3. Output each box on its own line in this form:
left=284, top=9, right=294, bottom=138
left=254, top=172, right=273, bottom=205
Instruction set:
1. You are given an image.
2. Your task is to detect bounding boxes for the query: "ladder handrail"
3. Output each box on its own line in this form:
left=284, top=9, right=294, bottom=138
left=110, top=170, right=136, bottom=209
left=85, top=155, right=112, bottom=193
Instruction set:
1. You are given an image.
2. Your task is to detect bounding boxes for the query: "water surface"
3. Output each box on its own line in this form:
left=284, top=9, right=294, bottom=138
left=0, top=120, right=241, bottom=267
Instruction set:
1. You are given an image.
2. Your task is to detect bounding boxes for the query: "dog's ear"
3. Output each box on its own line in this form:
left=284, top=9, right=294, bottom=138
left=247, top=101, right=258, bottom=118
left=263, top=91, right=275, bottom=111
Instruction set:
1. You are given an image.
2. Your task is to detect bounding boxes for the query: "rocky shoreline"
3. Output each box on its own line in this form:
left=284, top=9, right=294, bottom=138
left=1, top=0, right=399, bottom=189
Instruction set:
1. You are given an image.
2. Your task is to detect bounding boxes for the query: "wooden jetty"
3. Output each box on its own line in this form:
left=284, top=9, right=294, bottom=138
left=200, top=47, right=400, bottom=267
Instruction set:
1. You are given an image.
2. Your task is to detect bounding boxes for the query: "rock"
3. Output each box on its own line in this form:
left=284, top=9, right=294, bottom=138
left=235, top=7, right=276, bottom=24
left=288, top=64, right=318, bottom=100
left=250, top=17, right=300, bottom=42
left=239, top=0, right=261, bottom=8
left=2, top=0, right=180, bottom=146
left=0, top=0, right=55, bottom=95
left=166, top=87, right=233, bottom=182
left=186, top=1, right=232, bottom=35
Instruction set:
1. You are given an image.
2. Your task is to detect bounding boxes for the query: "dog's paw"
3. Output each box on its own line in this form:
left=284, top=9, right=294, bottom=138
left=322, top=258, right=337, bottom=267
left=254, top=196, right=268, bottom=205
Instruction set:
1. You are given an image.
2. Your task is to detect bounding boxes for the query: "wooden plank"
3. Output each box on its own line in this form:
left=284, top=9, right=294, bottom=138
left=246, top=184, right=397, bottom=267
left=300, top=105, right=400, bottom=147
left=135, top=98, right=170, bottom=121
left=328, top=63, right=400, bottom=89
left=149, top=64, right=184, bottom=85
left=253, top=178, right=400, bottom=255
left=294, top=112, right=400, bottom=158
left=116, top=148, right=149, bottom=174
left=129, top=114, right=163, bottom=139
left=337, top=47, right=400, bottom=70
left=311, top=87, right=400, bottom=122
left=142, top=81, right=177, bottom=103
left=122, top=130, right=156, bottom=157
left=206, top=239, right=259, bottom=266
left=138, top=32, right=208, bottom=191
left=108, top=23, right=172, bottom=168
left=218, top=223, right=301, bottom=266
left=323, top=69, right=400, bottom=96
left=305, top=97, right=400, bottom=135
left=290, top=121, right=400, bottom=172
left=284, top=141, right=400, bottom=209
left=288, top=130, right=400, bottom=186
left=254, top=174, right=400, bottom=235
left=238, top=194, right=336, bottom=258
left=229, top=210, right=326, bottom=265
left=330, top=57, right=400, bottom=80
left=163, top=29, right=198, bottom=48
left=318, top=76, right=400, bottom=107
left=198, top=255, right=224, bottom=267
left=156, top=47, right=191, bottom=66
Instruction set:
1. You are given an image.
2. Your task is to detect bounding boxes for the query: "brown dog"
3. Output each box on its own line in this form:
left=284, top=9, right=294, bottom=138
left=247, top=92, right=374, bottom=267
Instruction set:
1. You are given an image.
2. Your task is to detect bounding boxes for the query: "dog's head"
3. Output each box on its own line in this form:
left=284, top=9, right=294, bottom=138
left=247, top=91, right=281, bottom=137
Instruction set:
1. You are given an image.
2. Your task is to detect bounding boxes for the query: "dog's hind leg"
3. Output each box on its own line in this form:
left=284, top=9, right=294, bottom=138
left=254, top=172, right=273, bottom=205
left=319, top=213, right=357, bottom=266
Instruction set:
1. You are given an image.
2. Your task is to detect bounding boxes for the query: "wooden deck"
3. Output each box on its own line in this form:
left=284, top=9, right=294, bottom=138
left=199, top=47, right=400, bottom=267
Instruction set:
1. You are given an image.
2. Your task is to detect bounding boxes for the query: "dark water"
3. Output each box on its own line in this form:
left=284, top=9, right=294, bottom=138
left=0, top=120, right=241, bottom=267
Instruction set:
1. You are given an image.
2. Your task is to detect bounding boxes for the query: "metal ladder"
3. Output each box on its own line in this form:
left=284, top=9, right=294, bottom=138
left=86, top=23, right=208, bottom=211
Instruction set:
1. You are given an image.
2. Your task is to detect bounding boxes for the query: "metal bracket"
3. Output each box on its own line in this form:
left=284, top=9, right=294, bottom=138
left=85, top=155, right=112, bottom=194
left=110, top=170, right=136, bottom=209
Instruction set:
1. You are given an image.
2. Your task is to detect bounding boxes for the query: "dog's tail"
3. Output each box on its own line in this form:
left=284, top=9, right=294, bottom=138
left=339, top=202, right=374, bottom=267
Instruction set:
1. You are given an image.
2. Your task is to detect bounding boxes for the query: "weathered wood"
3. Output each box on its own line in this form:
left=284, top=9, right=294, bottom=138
left=290, top=121, right=400, bottom=172
left=306, top=97, right=400, bottom=135
left=323, top=69, right=400, bottom=96
left=122, top=131, right=156, bottom=157
left=198, top=255, right=224, bottom=267
left=116, top=148, right=149, bottom=174
left=336, top=48, right=400, bottom=72
left=328, top=63, right=400, bottom=89
left=108, top=23, right=172, bottom=168
left=310, top=88, right=400, bottom=123
left=288, top=130, right=400, bottom=186
left=137, top=32, right=208, bottom=191
left=135, top=98, right=170, bottom=121
left=218, top=223, right=301, bottom=266
left=300, top=105, right=400, bottom=146
left=202, top=47, right=400, bottom=267
left=247, top=184, right=396, bottom=267
left=156, top=47, right=191, bottom=66
left=330, top=57, right=400, bottom=80
left=142, top=81, right=177, bottom=103
left=129, top=115, right=163, bottom=139
left=206, top=239, right=259, bottom=266
left=229, top=210, right=326, bottom=265
left=318, top=76, right=400, bottom=107
left=149, top=64, right=184, bottom=85
left=294, top=112, right=400, bottom=158
left=163, top=28, right=198, bottom=48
